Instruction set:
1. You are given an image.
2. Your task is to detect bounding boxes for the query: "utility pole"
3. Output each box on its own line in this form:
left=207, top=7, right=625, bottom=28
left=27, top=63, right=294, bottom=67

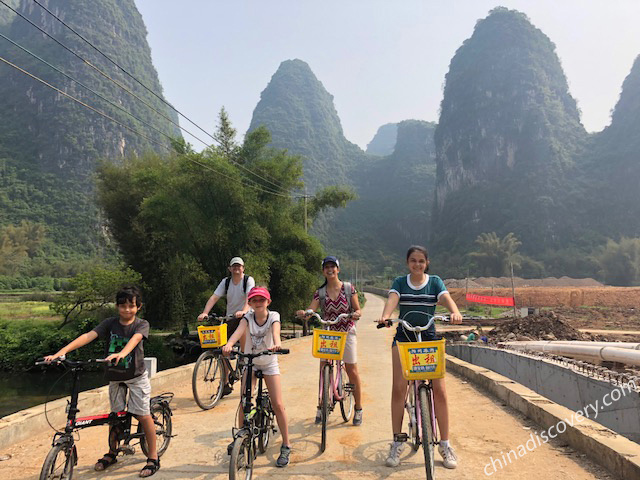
left=304, top=187, right=308, bottom=233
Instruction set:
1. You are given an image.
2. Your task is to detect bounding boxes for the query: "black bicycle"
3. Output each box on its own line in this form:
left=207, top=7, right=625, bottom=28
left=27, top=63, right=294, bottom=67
left=215, top=347, right=289, bottom=480
left=35, top=358, right=173, bottom=480
left=192, top=313, right=244, bottom=409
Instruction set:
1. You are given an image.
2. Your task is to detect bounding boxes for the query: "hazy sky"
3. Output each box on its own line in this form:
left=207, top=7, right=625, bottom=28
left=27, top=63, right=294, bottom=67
left=134, top=0, right=640, bottom=150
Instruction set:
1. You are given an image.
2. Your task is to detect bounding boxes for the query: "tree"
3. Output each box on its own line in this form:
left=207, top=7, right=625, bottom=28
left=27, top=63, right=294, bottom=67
left=212, top=107, right=240, bottom=162
left=598, top=238, right=640, bottom=286
left=96, top=125, right=353, bottom=329
left=468, top=232, right=523, bottom=276
left=51, top=264, right=142, bottom=328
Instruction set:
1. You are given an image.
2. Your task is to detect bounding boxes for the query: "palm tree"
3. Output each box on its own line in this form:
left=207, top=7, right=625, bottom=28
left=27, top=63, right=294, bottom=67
left=469, top=232, right=523, bottom=276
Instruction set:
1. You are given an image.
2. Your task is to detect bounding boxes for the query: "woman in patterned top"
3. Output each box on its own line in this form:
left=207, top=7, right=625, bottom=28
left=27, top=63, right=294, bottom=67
left=297, top=255, right=364, bottom=426
left=378, top=245, right=463, bottom=470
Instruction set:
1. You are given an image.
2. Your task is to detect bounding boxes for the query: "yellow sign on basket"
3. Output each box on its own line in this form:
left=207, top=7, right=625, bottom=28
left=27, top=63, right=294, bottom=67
left=397, top=339, right=446, bottom=380
left=197, top=324, right=228, bottom=348
left=312, top=329, right=347, bottom=360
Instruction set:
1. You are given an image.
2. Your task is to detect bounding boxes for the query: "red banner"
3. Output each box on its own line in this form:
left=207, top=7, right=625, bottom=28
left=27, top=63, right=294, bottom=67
left=466, top=293, right=515, bottom=306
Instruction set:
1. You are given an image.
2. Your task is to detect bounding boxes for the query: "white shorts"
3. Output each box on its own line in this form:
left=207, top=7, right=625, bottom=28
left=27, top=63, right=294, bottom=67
left=342, top=332, right=357, bottom=365
left=108, top=370, right=151, bottom=416
left=250, top=359, right=280, bottom=376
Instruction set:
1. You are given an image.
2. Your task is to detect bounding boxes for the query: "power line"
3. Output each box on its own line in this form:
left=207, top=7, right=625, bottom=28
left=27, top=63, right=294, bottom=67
left=0, top=54, right=170, bottom=151
left=0, top=32, right=179, bottom=147
left=0, top=54, right=295, bottom=198
left=30, top=0, right=213, bottom=143
left=27, top=0, right=290, bottom=193
left=0, top=0, right=206, bottom=147
left=0, top=2, right=301, bottom=198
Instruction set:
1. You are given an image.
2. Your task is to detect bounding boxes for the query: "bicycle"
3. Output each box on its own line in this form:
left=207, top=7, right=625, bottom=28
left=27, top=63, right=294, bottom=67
left=217, top=346, right=289, bottom=480
left=35, top=357, right=173, bottom=480
left=306, top=311, right=355, bottom=453
left=192, top=313, right=244, bottom=410
left=377, top=313, right=449, bottom=480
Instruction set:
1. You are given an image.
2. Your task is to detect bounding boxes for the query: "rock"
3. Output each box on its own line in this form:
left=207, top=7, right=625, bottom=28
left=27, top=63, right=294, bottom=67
left=516, top=335, right=533, bottom=341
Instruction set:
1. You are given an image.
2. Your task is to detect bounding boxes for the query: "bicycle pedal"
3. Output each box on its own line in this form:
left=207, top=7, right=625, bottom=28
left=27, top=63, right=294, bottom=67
left=345, top=383, right=355, bottom=392
left=394, top=433, right=409, bottom=443
left=119, top=445, right=135, bottom=455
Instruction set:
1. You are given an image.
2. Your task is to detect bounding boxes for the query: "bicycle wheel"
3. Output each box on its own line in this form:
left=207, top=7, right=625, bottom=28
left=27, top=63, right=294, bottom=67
left=39, top=443, right=75, bottom=480
left=407, top=384, right=419, bottom=451
left=418, top=385, right=435, bottom=480
left=229, top=432, right=254, bottom=480
left=139, top=402, right=173, bottom=457
left=320, top=363, right=330, bottom=453
left=192, top=350, right=223, bottom=410
left=338, top=363, right=354, bottom=422
left=257, top=395, right=273, bottom=454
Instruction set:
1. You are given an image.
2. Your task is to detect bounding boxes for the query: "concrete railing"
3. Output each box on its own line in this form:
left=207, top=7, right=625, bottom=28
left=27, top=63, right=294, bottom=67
left=0, top=335, right=309, bottom=449
left=447, top=344, right=640, bottom=443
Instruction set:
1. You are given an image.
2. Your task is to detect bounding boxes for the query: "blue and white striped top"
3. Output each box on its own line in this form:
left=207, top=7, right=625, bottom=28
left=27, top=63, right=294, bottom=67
left=389, top=274, right=448, bottom=329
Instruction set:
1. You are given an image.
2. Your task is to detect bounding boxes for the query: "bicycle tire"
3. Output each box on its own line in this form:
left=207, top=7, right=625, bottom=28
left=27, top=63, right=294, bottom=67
left=257, top=394, right=273, bottom=454
left=338, top=363, right=354, bottom=422
left=407, top=385, right=419, bottom=451
left=229, top=431, right=254, bottom=480
left=39, top=443, right=75, bottom=480
left=139, top=402, right=173, bottom=457
left=192, top=350, right=223, bottom=410
left=320, top=363, right=330, bottom=453
left=419, top=385, right=435, bottom=480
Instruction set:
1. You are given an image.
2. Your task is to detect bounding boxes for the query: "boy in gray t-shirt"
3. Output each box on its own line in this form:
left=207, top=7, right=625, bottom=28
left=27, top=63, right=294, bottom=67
left=45, top=286, right=161, bottom=477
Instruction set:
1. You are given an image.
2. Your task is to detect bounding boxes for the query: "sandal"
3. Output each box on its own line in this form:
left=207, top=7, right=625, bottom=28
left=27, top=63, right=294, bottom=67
left=94, top=452, right=117, bottom=471
left=139, top=458, right=160, bottom=477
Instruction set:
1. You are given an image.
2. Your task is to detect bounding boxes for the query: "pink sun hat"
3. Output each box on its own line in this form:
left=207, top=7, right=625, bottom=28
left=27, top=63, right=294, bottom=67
left=247, top=286, right=271, bottom=301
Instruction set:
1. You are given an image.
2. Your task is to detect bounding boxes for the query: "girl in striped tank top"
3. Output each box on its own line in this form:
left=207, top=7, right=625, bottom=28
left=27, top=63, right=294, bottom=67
left=378, top=246, right=463, bottom=470
left=297, top=255, right=364, bottom=426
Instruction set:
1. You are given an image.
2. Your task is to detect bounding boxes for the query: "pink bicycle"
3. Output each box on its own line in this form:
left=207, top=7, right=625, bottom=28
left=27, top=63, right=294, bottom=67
left=306, top=311, right=355, bottom=453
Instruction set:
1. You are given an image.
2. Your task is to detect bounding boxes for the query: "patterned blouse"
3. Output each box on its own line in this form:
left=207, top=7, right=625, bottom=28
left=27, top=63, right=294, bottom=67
left=313, top=283, right=357, bottom=333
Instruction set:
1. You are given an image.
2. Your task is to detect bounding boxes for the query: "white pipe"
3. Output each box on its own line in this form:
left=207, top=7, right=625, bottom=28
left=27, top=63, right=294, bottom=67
left=503, top=341, right=640, bottom=350
left=501, top=342, right=640, bottom=366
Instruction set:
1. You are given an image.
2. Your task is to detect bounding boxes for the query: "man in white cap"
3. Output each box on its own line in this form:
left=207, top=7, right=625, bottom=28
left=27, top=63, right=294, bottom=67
left=198, top=257, right=255, bottom=395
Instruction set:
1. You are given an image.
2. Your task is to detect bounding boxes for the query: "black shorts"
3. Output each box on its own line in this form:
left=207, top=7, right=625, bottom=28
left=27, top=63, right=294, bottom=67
left=226, top=317, right=241, bottom=340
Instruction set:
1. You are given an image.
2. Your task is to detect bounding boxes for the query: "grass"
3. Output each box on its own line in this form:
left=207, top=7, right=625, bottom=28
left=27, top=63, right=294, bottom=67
left=0, top=301, right=61, bottom=323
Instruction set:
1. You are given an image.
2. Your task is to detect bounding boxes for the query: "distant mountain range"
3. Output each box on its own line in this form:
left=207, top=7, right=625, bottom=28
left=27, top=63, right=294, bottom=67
left=0, top=0, right=178, bottom=254
left=1, top=3, right=638, bottom=279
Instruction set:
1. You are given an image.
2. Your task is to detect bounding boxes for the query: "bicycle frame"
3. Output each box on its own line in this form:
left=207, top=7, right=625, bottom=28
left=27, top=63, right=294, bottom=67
left=38, top=359, right=173, bottom=449
left=317, top=359, right=347, bottom=409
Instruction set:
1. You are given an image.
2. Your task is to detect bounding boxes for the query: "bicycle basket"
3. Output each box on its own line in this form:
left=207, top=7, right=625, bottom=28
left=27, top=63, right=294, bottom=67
left=397, top=339, right=445, bottom=380
left=312, top=329, right=347, bottom=360
left=197, top=324, right=227, bottom=348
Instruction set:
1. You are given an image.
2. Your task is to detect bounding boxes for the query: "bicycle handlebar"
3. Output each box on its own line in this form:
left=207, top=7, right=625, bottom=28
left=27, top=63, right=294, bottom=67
left=210, top=346, right=290, bottom=358
left=304, top=311, right=352, bottom=325
left=35, top=357, right=110, bottom=367
left=376, top=313, right=450, bottom=331
left=199, top=313, right=236, bottom=323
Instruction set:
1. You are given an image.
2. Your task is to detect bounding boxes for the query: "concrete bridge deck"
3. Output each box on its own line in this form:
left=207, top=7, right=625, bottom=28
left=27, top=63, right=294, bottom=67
left=0, top=294, right=630, bottom=479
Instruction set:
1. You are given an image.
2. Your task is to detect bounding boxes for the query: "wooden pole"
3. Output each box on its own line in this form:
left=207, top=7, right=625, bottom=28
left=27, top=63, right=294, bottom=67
left=510, top=262, right=518, bottom=318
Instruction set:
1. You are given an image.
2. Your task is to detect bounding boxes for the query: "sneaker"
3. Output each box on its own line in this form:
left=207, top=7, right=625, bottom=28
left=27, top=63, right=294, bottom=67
left=385, top=441, right=405, bottom=467
left=438, top=444, right=458, bottom=469
left=353, top=409, right=363, bottom=426
left=275, top=446, right=291, bottom=467
left=314, top=407, right=322, bottom=424
left=221, top=384, right=233, bottom=397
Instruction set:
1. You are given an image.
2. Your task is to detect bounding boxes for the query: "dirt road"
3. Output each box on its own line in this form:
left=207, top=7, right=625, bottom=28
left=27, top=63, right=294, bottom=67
left=1, top=294, right=615, bottom=479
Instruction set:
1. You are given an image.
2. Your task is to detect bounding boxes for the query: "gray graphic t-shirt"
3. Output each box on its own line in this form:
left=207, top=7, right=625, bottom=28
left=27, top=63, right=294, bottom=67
left=93, top=316, right=149, bottom=381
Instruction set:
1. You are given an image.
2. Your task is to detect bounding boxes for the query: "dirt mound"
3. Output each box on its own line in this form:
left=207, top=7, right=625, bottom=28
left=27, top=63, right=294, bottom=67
left=487, top=311, right=588, bottom=342
left=444, top=276, right=603, bottom=289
